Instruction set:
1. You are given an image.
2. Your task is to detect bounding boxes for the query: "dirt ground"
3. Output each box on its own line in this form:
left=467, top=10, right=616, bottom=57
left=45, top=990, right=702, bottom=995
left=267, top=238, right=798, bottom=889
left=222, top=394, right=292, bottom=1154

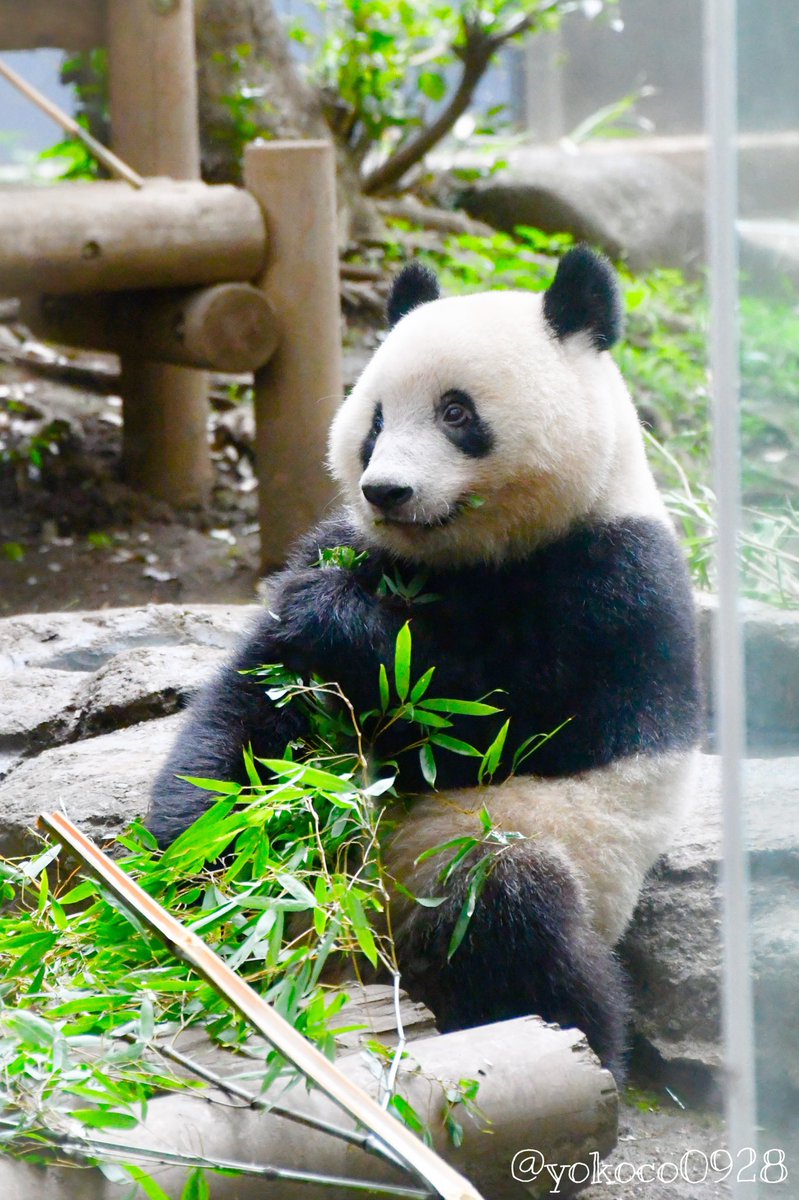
left=0, top=319, right=377, bottom=617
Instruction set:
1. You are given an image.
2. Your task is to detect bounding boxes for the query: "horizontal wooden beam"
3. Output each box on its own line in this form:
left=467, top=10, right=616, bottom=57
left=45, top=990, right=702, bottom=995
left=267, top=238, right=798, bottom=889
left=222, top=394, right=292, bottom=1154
left=21, top=284, right=279, bottom=373
left=0, top=0, right=106, bottom=50
left=0, top=181, right=267, bottom=295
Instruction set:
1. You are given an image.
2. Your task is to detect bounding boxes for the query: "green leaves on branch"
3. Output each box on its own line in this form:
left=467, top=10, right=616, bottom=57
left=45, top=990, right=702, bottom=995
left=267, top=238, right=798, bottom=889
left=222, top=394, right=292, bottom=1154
left=305, top=0, right=616, bottom=191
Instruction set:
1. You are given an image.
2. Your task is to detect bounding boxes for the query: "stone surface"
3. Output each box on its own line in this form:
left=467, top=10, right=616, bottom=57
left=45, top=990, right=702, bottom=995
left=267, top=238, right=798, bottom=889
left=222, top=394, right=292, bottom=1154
left=623, top=754, right=799, bottom=1106
left=71, top=643, right=226, bottom=739
left=0, top=603, right=257, bottom=674
left=0, top=714, right=183, bottom=857
left=739, top=218, right=799, bottom=294
left=696, top=594, right=799, bottom=753
left=0, top=667, right=86, bottom=753
left=0, top=645, right=224, bottom=756
left=458, top=148, right=705, bottom=272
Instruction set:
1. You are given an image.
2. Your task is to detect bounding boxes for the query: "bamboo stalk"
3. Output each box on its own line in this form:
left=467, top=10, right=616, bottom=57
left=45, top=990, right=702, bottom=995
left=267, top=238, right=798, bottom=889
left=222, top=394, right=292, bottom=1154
left=39, top=812, right=483, bottom=1200
left=0, top=56, right=144, bottom=187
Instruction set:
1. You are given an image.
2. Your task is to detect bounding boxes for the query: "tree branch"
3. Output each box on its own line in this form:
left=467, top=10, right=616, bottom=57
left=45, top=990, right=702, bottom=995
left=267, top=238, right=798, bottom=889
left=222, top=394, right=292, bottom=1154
left=360, top=9, right=538, bottom=196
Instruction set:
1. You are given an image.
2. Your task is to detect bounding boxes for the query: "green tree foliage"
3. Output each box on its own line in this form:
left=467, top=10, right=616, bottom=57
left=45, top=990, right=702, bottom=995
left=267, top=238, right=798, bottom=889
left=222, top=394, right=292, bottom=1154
left=301, top=0, right=617, bottom=192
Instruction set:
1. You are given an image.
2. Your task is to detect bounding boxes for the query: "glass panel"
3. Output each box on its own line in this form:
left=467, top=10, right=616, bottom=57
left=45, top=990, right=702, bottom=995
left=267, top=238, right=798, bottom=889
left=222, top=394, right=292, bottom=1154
left=735, top=0, right=799, bottom=1191
left=709, top=1, right=799, bottom=1194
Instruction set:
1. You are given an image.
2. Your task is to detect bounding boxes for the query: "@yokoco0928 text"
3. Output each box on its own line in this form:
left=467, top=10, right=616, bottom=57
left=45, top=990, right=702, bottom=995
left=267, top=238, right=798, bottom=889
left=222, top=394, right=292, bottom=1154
left=510, top=1147, right=789, bottom=1190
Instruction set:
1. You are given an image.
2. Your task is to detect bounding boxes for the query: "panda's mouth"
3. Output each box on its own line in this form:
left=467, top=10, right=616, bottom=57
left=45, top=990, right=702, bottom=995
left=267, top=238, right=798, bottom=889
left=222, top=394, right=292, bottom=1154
left=373, top=498, right=473, bottom=532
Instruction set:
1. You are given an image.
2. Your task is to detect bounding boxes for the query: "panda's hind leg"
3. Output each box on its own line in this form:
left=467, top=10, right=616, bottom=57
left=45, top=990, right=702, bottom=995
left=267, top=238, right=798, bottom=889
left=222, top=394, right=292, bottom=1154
left=393, top=841, right=629, bottom=1080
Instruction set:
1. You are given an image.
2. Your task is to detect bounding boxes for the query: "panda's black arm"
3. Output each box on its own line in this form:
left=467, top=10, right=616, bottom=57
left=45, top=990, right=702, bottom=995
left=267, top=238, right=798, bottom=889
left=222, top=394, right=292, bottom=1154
left=147, top=625, right=310, bottom=848
left=147, top=520, right=407, bottom=847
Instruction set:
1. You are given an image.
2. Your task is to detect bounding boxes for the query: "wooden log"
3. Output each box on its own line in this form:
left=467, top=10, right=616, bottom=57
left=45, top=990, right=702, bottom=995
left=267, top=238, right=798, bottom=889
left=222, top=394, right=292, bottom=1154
left=107, top=0, right=211, bottom=505
left=0, top=0, right=106, bottom=50
left=0, top=1016, right=618, bottom=1199
left=244, top=141, right=343, bottom=569
left=0, top=182, right=266, bottom=297
left=21, top=285, right=279, bottom=373
left=119, top=359, right=211, bottom=504
left=108, top=0, right=199, bottom=182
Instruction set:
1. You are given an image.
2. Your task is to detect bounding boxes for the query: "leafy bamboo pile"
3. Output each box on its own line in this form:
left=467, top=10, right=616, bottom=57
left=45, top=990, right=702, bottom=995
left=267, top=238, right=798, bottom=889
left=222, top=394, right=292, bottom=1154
left=0, top=621, right=515, bottom=1189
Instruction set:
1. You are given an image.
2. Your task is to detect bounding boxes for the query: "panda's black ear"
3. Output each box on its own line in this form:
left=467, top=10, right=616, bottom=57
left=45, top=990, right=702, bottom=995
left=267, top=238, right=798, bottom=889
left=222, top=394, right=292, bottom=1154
left=387, top=262, right=441, bottom=328
left=543, top=246, right=622, bottom=351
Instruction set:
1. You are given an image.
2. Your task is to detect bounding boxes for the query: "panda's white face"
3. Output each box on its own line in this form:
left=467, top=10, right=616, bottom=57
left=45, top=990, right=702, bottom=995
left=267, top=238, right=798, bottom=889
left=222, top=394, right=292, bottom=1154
left=328, top=255, right=665, bottom=566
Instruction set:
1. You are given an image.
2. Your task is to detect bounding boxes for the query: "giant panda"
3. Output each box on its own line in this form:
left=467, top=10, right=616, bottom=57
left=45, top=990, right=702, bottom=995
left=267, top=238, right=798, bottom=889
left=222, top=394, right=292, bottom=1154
left=147, top=247, right=701, bottom=1079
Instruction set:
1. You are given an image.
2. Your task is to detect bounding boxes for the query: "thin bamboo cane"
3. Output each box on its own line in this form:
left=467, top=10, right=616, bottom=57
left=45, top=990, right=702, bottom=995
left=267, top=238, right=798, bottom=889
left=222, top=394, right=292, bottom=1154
left=0, top=56, right=144, bottom=187
left=39, top=812, right=483, bottom=1200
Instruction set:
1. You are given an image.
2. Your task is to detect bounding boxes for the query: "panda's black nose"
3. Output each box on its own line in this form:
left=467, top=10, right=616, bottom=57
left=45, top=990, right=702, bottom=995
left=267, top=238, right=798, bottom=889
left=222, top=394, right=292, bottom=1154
left=362, top=482, right=414, bottom=511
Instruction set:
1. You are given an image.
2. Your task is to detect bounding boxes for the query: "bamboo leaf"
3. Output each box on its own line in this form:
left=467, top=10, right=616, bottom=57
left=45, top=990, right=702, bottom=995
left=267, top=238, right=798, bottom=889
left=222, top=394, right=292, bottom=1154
left=394, top=622, right=412, bottom=702
left=419, top=743, right=437, bottom=787
left=68, top=1108, right=139, bottom=1130
left=478, top=718, right=510, bottom=783
left=417, top=698, right=502, bottom=716
left=428, top=733, right=482, bottom=757
left=378, top=662, right=390, bottom=711
left=410, top=666, right=436, bottom=703
left=447, top=856, right=493, bottom=960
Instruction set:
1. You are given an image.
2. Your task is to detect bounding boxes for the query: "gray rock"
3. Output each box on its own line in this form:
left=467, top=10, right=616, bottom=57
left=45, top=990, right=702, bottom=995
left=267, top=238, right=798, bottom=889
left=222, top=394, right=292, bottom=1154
left=696, top=594, right=799, bottom=753
left=0, top=714, right=183, bottom=857
left=623, top=754, right=799, bottom=1105
left=0, top=611, right=241, bottom=761
left=738, top=218, right=799, bottom=294
left=0, top=667, right=86, bottom=752
left=71, top=644, right=226, bottom=739
left=458, top=148, right=705, bottom=272
left=0, top=603, right=257, bottom=674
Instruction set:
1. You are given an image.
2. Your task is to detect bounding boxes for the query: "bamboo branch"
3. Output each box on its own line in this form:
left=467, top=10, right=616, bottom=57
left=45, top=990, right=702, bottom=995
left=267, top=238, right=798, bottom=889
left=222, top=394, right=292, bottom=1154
left=0, top=56, right=144, bottom=188
left=39, top=812, right=484, bottom=1200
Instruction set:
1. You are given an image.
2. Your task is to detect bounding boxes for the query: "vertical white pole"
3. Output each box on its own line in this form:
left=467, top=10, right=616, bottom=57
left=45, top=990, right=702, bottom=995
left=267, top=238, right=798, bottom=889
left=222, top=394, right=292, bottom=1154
left=704, top=0, right=757, bottom=1177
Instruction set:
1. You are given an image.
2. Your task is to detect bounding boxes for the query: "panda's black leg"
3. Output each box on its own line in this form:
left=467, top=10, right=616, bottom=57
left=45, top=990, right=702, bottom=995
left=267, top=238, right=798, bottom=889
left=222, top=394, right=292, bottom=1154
left=394, top=842, right=629, bottom=1080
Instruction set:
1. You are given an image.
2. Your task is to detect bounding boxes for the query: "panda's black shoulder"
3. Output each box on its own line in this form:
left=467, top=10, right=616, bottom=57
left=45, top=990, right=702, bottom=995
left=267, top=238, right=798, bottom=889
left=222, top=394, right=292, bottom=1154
left=533, top=515, right=699, bottom=645
left=563, top=517, right=696, bottom=622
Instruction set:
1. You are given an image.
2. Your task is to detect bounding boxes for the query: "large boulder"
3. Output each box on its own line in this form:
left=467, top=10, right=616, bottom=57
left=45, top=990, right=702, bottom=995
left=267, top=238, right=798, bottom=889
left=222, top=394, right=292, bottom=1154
left=457, top=146, right=705, bottom=272
left=738, top=218, right=799, bottom=294
left=696, top=594, right=799, bottom=753
left=0, top=604, right=258, bottom=853
left=623, top=754, right=799, bottom=1109
left=0, top=714, right=183, bottom=857
left=0, top=603, right=256, bottom=674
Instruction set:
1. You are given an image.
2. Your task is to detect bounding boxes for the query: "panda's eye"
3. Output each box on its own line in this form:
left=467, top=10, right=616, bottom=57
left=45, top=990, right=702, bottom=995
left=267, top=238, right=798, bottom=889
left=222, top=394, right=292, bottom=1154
left=441, top=394, right=472, bottom=427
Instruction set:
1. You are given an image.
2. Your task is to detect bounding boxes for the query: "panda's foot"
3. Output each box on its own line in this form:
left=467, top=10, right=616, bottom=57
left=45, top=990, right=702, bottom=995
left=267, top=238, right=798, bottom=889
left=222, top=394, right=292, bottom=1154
left=393, top=841, right=629, bottom=1081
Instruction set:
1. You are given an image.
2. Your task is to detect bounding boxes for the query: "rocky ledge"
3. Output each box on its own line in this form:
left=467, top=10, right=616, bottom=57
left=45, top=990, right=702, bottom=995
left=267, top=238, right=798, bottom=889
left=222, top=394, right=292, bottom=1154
left=1, top=601, right=798, bottom=1115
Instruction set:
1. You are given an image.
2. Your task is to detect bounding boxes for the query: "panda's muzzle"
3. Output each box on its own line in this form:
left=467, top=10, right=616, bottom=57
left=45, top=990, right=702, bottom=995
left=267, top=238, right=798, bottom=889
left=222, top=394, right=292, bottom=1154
left=361, top=482, right=414, bottom=512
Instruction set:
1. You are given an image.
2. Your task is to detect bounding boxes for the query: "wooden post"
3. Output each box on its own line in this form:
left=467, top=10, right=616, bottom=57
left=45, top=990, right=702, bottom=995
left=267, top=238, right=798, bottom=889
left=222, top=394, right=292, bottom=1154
left=22, top=285, right=278, bottom=373
left=244, top=142, right=343, bottom=570
left=0, top=1016, right=617, bottom=1199
left=106, top=0, right=211, bottom=506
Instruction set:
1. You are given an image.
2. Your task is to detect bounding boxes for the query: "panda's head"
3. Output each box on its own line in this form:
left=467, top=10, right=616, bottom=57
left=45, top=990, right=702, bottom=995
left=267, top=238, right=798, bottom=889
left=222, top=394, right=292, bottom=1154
left=329, top=247, right=665, bottom=566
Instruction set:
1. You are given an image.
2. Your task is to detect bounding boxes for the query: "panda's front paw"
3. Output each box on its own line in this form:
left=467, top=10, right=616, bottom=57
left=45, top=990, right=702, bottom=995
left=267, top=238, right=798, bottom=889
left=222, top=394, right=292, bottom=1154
left=272, top=566, right=365, bottom=620
left=268, top=567, right=380, bottom=659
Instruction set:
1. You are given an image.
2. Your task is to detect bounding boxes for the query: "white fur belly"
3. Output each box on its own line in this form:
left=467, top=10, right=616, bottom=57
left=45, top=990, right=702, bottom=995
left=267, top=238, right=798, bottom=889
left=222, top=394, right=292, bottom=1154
left=382, top=748, right=699, bottom=946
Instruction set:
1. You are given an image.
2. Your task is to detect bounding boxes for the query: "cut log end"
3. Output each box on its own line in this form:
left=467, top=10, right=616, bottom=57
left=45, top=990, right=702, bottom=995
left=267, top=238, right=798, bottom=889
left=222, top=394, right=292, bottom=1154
left=22, top=284, right=279, bottom=373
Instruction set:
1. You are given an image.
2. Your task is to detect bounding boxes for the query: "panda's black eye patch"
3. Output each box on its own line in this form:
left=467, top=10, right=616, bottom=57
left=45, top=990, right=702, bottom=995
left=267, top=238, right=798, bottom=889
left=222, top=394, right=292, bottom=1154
left=360, top=402, right=383, bottom=469
left=442, top=398, right=471, bottom=428
left=437, top=390, right=493, bottom=458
